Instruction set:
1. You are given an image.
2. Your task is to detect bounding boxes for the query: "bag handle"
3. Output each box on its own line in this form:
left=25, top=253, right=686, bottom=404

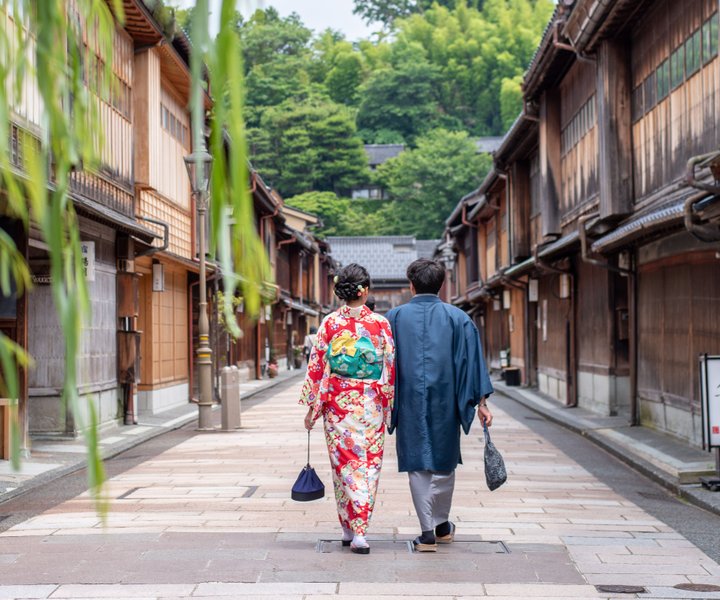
left=482, top=420, right=491, bottom=443
left=306, top=429, right=311, bottom=467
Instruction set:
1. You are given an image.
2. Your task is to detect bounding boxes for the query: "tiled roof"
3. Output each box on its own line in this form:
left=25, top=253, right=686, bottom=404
left=364, top=144, right=405, bottom=166
left=475, top=137, right=504, bottom=153
left=327, top=236, right=440, bottom=281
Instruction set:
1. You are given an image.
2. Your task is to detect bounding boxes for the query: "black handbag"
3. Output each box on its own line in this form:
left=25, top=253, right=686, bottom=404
left=483, top=421, right=507, bottom=491
left=291, top=430, right=325, bottom=502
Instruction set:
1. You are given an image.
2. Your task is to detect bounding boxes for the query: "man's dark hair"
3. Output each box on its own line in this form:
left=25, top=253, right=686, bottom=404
left=365, top=295, right=376, bottom=311
left=406, top=258, right=445, bottom=294
left=334, top=263, right=371, bottom=301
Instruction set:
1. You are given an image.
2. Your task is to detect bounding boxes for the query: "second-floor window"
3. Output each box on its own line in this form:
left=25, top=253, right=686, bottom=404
left=632, top=11, right=718, bottom=123
left=160, top=103, right=188, bottom=146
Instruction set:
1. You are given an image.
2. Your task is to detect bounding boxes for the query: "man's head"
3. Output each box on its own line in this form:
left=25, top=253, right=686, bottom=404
left=406, top=258, right=445, bottom=295
left=365, top=295, right=376, bottom=311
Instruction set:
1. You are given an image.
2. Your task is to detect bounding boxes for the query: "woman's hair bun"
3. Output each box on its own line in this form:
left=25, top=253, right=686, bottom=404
left=333, top=263, right=371, bottom=301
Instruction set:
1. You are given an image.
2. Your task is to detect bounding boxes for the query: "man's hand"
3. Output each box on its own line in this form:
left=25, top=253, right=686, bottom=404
left=478, top=403, right=493, bottom=427
left=304, top=407, right=315, bottom=431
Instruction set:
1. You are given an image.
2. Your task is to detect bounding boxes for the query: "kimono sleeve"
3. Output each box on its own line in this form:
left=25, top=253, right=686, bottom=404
left=378, top=317, right=396, bottom=427
left=298, top=316, right=331, bottom=421
left=456, top=318, right=494, bottom=435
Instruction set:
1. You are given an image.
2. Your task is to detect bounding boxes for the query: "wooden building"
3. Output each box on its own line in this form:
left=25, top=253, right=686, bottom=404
left=447, top=0, right=720, bottom=449
left=128, top=3, right=210, bottom=417
left=274, top=205, right=323, bottom=371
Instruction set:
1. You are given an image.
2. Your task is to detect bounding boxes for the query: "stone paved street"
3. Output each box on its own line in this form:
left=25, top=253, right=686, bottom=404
left=1, top=380, right=720, bottom=599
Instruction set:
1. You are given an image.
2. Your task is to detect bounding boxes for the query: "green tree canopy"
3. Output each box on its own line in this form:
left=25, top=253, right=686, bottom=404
left=375, top=129, right=492, bottom=238
left=394, top=0, right=554, bottom=135
left=352, top=0, right=473, bottom=28
left=285, top=192, right=390, bottom=237
left=249, top=97, right=370, bottom=197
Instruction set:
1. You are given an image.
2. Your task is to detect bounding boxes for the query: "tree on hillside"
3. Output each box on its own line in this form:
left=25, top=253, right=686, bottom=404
left=240, top=9, right=315, bottom=126
left=356, top=45, right=458, bottom=144
left=286, top=192, right=391, bottom=237
left=375, top=129, right=492, bottom=238
left=352, top=0, right=482, bottom=28
left=241, top=8, right=312, bottom=66
left=392, top=0, right=554, bottom=136
left=248, top=98, right=369, bottom=197
left=309, top=31, right=367, bottom=106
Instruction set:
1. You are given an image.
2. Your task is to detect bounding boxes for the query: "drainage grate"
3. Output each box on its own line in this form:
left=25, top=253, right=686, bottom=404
left=316, top=539, right=414, bottom=554
left=444, top=539, right=511, bottom=554
left=242, top=486, right=258, bottom=498
left=116, top=485, right=258, bottom=500
left=316, top=538, right=511, bottom=555
left=596, top=585, right=647, bottom=594
left=524, top=415, right=546, bottom=421
left=675, top=583, right=720, bottom=592
left=117, top=487, right=140, bottom=500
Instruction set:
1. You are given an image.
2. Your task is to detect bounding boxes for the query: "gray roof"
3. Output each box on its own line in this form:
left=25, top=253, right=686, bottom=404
left=416, top=239, right=440, bottom=259
left=327, top=236, right=441, bottom=281
left=364, top=144, right=405, bottom=167
left=475, top=137, right=504, bottom=153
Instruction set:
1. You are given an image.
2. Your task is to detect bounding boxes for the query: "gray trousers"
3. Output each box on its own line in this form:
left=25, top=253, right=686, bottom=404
left=408, top=470, right=456, bottom=533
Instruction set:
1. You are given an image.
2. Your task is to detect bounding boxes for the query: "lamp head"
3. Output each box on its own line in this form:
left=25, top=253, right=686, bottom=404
left=184, top=146, right=213, bottom=196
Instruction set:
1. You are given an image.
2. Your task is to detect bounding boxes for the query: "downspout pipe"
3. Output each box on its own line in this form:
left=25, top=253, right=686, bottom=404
left=579, top=214, right=633, bottom=276
left=553, top=19, right=596, bottom=64
left=685, top=151, right=720, bottom=242
left=135, top=215, right=169, bottom=257
left=683, top=192, right=720, bottom=243
left=685, top=151, right=720, bottom=195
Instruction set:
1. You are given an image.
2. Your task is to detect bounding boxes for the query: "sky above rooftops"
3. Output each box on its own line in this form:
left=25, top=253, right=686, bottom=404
left=172, top=0, right=377, bottom=41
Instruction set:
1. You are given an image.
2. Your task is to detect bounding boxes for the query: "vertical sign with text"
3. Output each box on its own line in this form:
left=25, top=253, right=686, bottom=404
left=700, top=354, right=720, bottom=450
left=81, top=241, right=95, bottom=282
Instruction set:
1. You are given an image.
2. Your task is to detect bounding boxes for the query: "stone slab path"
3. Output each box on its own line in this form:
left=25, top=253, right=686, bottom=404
left=1, top=381, right=720, bottom=599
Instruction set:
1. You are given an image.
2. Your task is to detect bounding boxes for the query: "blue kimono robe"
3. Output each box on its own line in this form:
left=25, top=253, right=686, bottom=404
left=386, top=294, right=493, bottom=472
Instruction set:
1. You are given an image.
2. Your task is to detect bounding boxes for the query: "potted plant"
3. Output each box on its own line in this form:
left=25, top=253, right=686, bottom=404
left=293, top=345, right=304, bottom=369
left=267, top=354, right=278, bottom=378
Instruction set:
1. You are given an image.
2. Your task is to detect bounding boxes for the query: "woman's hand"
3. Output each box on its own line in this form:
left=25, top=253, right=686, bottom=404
left=478, top=402, right=493, bottom=427
left=304, top=407, right=315, bottom=431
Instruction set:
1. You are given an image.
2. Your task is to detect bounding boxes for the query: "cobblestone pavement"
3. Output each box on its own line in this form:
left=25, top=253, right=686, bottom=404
left=1, top=381, right=720, bottom=599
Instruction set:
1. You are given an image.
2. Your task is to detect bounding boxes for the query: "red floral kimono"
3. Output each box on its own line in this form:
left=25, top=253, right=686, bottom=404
left=300, top=304, right=395, bottom=536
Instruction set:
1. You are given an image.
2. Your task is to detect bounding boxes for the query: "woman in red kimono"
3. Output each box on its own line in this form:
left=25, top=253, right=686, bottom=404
left=300, top=263, right=395, bottom=555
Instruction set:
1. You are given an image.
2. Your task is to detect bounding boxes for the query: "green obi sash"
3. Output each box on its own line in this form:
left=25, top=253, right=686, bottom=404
left=327, top=331, right=383, bottom=380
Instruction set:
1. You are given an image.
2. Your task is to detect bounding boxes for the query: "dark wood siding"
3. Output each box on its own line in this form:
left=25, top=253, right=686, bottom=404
left=631, top=0, right=719, bottom=202
left=576, top=260, right=612, bottom=374
left=637, top=253, right=720, bottom=412
left=560, top=60, right=599, bottom=219
left=537, top=274, right=569, bottom=378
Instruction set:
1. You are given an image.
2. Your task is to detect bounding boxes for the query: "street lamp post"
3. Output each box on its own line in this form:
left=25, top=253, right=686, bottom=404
left=439, top=241, right=457, bottom=301
left=185, top=142, right=214, bottom=431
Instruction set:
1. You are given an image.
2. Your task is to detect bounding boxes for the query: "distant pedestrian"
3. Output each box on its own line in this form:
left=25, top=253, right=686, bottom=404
left=365, top=295, right=376, bottom=312
left=303, top=326, right=317, bottom=363
left=386, top=258, right=494, bottom=552
left=300, top=263, right=396, bottom=554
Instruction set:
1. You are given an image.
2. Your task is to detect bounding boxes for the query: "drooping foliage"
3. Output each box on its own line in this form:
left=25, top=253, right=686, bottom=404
left=0, top=0, right=268, bottom=503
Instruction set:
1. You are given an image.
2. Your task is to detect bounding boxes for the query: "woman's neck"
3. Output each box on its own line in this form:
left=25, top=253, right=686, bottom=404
left=346, top=299, right=365, bottom=308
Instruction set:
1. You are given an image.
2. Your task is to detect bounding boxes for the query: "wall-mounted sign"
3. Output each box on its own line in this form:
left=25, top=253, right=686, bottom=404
left=152, top=261, right=164, bottom=292
left=81, top=241, right=95, bottom=282
left=528, top=279, right=539, bottom=303
left=700, top=354, right=720, bottom=450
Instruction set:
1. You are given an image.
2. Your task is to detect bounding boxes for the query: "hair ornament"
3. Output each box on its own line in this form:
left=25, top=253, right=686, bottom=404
left=333, top=275, right=339, bottom=283
left=357, top=284, right=364, bottom=292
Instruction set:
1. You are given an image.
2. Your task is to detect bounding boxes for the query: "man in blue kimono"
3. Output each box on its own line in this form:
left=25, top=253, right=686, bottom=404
left=386, top=258, right=494, bottom=552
